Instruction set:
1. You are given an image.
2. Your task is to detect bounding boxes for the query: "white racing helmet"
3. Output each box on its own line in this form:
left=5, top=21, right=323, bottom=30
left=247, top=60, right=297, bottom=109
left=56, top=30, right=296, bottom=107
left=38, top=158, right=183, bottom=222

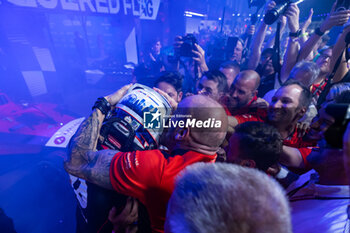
left=98, top=84, right=171, bottom=151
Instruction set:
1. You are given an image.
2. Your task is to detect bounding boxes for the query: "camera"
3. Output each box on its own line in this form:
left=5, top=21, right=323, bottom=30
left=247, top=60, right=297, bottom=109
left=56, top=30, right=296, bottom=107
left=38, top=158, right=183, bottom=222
left=324, top=103, right=350, bottom=148
left=179, top=34, right=198, bottom=57
left=264, top=0, right=305, bottom=25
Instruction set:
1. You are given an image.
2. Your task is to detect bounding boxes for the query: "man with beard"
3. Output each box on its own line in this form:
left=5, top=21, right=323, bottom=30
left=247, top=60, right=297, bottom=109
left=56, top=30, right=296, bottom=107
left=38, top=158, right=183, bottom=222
left=228, top=80, right=314, bottom=168
left=221, top=70, right=269, bottom=126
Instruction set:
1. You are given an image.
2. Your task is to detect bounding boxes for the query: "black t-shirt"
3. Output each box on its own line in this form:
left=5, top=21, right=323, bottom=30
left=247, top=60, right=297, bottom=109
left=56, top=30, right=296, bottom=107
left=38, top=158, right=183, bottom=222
left=256, top=64, right=276, bottom=98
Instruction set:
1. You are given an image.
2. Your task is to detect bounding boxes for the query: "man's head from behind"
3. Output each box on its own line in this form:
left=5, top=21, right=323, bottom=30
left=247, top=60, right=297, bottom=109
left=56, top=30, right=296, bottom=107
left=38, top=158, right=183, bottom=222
left=197, top=70, right=228, bottom=101
left=289, top=61, right=320, bottom=87
left=154, top=71, right=183, bottom=103
left=227, top=121, right=282, bottom=172
left=165, top=163, right=291, bottom=233
left=228, top=70, right=260, bottom=109
left=162, top=95, right=228, bottom=155
left=268, top=80, right=312, bottom=127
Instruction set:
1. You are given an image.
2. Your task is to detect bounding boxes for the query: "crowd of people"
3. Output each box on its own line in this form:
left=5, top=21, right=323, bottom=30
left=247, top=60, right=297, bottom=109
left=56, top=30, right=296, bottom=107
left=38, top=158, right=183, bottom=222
left=64, top=1, right=350, bottom=233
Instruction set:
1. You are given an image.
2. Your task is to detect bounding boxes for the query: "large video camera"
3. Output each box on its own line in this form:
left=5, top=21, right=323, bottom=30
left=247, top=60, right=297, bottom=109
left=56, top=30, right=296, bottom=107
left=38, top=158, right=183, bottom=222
left=324, top=103, right=350, bottom=148
left=264, top=0, right=305, bottom=25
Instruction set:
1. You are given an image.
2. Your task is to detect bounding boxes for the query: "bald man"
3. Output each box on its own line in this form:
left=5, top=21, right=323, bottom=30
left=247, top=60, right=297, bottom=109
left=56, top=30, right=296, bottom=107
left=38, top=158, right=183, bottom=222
left=64, top=86, right=228, bottom=233
left=220, top=70, right=267, bottom=121
left=226, top=70, right=260, bottom=110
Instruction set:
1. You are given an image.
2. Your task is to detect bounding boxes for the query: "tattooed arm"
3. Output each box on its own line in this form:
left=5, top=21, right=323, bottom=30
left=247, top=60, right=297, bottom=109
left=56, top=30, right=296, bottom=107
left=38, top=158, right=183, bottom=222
left=64, top=109, right=115, bottom=189
left=64, top=84, right=132, bottom=190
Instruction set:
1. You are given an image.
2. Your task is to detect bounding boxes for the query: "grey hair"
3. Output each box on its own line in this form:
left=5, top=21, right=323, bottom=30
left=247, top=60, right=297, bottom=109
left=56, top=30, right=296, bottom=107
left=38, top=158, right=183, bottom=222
left=165, top=163, right=292, bottom=233
left=290, top=60, right=320, bottom=86
left=327, top=82, right=350, bottom=101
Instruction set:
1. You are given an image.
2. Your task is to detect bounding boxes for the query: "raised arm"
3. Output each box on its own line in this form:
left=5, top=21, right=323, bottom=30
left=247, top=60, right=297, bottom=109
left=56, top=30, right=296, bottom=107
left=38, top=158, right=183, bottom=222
left=299, top=9, right=313, bottom=46
left=246, top=1, right=276, bottom=70
left=192, top=43, right=209, bottom=75
left=297, top=4, right=350, bottom=62
left=64, top=84, right=132, bottom=189
left=280, top=145, right=304, bottom=168
left=329, top=25, right=350, bottom=83
left=280, top=3, right=301, bottom=83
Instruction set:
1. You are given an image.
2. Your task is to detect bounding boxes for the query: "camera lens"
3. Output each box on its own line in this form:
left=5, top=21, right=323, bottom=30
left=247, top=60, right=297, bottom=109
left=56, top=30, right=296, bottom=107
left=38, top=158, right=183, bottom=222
left=264, top=9, right=279, bottom=25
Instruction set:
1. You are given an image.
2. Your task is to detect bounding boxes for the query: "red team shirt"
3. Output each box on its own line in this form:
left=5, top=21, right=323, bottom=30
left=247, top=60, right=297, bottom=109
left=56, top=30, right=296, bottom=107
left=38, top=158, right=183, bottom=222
left=109, top=149, right=217, bottom=233
left=224, top=101, right=314, bottom=166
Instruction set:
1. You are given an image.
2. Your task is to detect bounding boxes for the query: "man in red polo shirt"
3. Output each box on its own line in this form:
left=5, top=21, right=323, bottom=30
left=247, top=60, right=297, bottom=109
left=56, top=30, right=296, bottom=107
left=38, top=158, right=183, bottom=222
left=222, top=70, right=268, bottom=123
left=64, top=85, right=228, bottom=233
left=228, top=80, right=315, bottom=168
left=220, top=70, right=268, bottom=139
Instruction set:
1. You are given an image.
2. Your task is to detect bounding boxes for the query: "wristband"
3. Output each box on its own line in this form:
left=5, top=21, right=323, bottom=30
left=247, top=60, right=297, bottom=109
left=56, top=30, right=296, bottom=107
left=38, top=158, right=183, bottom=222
left=92, top=97, right=111, bottom=115
left=299, top=32, right=309, bottom=38
left=315, top=27, right=325, bottom=36
left=289, top=29, right=302, bottom=38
